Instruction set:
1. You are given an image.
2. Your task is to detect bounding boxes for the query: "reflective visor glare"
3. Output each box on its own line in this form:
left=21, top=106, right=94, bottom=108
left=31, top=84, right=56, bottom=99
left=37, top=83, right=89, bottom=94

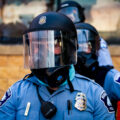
left=59, top=7, right=79, bottom=23
left=23, top=30, right=63, bottom=69
left=77, top=29, right=92, bottom=53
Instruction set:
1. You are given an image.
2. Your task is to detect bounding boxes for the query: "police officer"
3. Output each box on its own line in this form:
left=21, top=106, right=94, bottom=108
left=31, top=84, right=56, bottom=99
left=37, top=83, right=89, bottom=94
left=74, top=22, right=120, bottom=106
left=0, top=12, right=115, bottom=120
left=57, top=0, right=114, bottom=67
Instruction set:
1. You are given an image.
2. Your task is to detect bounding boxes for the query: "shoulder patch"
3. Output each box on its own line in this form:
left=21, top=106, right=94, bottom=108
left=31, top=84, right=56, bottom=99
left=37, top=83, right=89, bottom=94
left=114, top=73, right=120, bottom=84
left=100, top=91, right=114, bottom=113
left=0, top=88, right=11, bottom=107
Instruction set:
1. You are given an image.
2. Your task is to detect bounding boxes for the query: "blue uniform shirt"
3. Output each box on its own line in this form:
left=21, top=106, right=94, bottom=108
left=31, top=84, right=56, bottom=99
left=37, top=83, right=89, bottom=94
left=104, top=68, right=120, bottom=100
left=0, top=71, right=115, bottom=119
left=98, top=38, right=113, bottom=67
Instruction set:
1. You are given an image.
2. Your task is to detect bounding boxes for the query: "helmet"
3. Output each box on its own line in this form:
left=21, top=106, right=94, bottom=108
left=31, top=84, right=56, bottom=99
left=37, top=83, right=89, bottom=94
left=57, top=1, right=85, bottom=23
left=74, top=23, right=100, bottom=77
left=23, top=12, right=77, bottom=87
left=75, top=23, right=100, bottom=54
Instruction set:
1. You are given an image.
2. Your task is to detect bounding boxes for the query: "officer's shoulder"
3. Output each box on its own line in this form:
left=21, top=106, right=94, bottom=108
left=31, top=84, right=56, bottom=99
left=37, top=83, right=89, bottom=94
left=107, top=68, right=119, bottom=74
left=10, top=77, right=32, bottom=90
left=106, top=68, right=120, bottom=83
left=106, top=68, right=120, bottom=78
left=75, top=73, right=101, bottom=86
left=74, top=73, right=104, bottom=92
left=75, top=73, right=93, bottom=81
left=100, top=37, right=108, bottom=48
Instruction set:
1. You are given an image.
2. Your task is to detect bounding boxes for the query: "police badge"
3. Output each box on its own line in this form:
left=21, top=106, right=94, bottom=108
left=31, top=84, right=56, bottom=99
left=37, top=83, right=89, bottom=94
left=39, top=16, right=46, bottom=25
left=74, top=92, right=87, bottom=111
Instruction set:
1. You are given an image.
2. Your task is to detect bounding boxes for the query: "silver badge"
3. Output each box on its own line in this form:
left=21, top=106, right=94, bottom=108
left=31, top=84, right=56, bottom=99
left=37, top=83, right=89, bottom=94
left=74, top=92, right=87, bottom=111
left=39, top=16, right=46, bottom=25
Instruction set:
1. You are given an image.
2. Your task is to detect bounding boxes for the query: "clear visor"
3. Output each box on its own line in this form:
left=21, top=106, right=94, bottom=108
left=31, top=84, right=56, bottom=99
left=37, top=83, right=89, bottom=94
left=58, top=7, right=80, bottom=23
left=23, top=30, right=76, bottom=69
left=77, top=29, right=95, bottom=54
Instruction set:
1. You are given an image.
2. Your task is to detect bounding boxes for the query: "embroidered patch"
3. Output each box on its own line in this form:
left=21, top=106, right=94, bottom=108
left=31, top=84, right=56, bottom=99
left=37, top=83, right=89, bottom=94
left=114, top=73, right=120, bottom=84
left=101, top=91, right=114, bottom=113
left=74, top=92, right=87, bottom=111
left=39, top=16, right=46, bottom=25
left=0, top=89, right=11, bottom=107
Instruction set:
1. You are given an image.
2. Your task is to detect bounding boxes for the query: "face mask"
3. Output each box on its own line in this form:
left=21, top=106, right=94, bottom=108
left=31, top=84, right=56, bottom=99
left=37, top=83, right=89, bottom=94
left=75, top=52, right=98, bottom=78
left=80, top=53, right=97, bottom=69
left=31, top=66, right=70, bottom=88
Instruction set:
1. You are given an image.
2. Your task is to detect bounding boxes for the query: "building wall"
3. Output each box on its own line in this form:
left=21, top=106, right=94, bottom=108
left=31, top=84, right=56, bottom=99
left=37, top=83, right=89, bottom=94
left=0, top=54, right=120, bottom=99
left=2, top=1, right=47, bottom=24
left=0, top=55, right=30, bottom=99
left=88, top=2, right=120, bottom=32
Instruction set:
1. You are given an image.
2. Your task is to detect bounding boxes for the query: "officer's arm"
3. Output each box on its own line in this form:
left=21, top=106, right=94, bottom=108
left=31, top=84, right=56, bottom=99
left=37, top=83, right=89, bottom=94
left=104, top=69, right=120, bottom=100
left=93, top=87, right=115, bottom=120
left=0, top=84, right=17, bottom=120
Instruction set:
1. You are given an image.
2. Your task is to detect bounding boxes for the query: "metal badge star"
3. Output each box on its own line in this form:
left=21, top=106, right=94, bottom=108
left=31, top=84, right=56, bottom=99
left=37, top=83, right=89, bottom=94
left=39, top=16, right=46, bottom=25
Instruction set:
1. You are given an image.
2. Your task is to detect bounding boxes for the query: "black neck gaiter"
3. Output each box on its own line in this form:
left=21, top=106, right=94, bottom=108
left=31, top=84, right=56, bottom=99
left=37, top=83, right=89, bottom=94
left=31, top=66, right=70, bottom=88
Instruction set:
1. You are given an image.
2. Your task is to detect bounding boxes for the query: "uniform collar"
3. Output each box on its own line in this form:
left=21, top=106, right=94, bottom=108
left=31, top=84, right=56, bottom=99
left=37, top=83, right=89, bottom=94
left=65, top=75, right=81, bottom=91
left=65, top=73, right=92, bottom=91
left=26, top=67, right=88, bottom=94
left=38, top=78, right=81, bottom=99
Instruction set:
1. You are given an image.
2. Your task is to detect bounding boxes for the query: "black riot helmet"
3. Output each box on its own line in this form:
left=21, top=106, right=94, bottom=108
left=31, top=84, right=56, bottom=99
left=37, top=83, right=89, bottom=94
left=74, top=23, right=100, bottom=76
left=57, top=1, right=85, bottom=23
left=23, top=12, right=77, bottom=88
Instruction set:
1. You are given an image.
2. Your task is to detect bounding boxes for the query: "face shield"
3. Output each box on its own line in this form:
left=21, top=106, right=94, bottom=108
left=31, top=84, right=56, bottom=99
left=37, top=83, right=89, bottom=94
left=77, top=29, right=97, bottom=54
left=58, top=7, right=80, bottom=23
left=23, top=30, right=77, bottom=69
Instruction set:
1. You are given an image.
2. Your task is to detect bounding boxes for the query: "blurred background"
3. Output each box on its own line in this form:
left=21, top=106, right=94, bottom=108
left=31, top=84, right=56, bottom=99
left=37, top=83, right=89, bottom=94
left=0, top=0, right=120, bottom=98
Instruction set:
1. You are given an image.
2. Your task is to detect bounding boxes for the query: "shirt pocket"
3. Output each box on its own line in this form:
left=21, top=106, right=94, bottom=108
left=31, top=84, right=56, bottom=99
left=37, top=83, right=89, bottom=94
left=64, top=109, right=93, bottom=120
left=16, top=107, right=40, bottom=120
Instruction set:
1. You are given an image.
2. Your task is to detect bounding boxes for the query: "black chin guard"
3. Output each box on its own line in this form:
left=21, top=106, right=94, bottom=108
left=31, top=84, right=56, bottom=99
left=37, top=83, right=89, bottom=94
left=75, top=53, right=98, bottom=79
left=31, top=66, right=70, bottom=88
